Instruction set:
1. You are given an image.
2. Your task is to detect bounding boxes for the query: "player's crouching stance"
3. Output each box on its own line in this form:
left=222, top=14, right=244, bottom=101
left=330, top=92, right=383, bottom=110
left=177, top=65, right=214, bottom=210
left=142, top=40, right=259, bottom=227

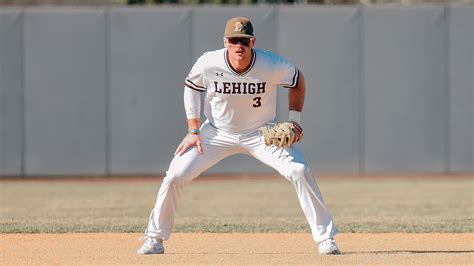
left=137, top=17, right=340, bottom=256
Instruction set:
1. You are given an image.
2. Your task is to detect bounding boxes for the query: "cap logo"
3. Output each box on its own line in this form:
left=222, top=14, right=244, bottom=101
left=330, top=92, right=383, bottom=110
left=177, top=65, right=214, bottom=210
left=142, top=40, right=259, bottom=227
left=233, top=22, right=245, bottom=32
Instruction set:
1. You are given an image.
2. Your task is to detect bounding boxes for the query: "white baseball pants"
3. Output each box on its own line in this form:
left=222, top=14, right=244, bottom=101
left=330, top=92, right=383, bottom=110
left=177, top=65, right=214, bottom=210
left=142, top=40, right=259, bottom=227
left=144, top=122, right=338, bottom=243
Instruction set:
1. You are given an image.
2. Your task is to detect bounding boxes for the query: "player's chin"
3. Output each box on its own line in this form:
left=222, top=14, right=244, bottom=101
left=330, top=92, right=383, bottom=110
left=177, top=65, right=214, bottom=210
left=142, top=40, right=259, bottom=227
left=234, top=52, right=245, bottom=59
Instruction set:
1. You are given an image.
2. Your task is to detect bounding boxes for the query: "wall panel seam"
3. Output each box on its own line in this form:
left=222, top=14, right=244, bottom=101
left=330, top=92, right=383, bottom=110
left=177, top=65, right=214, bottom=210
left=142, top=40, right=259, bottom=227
left=20, top=8, right=25, bottom=176
left=359, top=6, right=365, bottom=175
left=445, top=5, right=451, bottom=174
left=105, top=8, right=111, bottom=176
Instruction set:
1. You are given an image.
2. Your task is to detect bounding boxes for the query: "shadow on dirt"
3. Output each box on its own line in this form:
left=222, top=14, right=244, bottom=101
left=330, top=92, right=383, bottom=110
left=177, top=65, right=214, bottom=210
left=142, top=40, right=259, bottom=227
left=344, top=250, right=474, bottom=255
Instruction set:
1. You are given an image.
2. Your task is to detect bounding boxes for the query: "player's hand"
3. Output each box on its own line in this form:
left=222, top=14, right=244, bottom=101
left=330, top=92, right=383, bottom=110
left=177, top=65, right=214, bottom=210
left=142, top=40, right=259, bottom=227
left=259, top=121, right=304, bottom=148
left=175, top=133, right=203, bottom=156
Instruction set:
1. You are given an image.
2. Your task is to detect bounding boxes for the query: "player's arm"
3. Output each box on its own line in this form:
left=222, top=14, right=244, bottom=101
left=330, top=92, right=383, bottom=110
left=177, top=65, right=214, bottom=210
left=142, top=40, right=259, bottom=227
left=175, top=87, right=203, bottom=156
left=289, top=71, right=305, bottom=113
left=288, top=71, right=305, bottom=142
left=274, top=55, right=304, bottom=123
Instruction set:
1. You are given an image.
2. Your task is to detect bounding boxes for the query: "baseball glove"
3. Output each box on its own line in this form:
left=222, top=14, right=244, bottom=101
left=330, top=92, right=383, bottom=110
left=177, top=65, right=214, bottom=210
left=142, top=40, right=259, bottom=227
left=259, top=122, right=303, bottom=148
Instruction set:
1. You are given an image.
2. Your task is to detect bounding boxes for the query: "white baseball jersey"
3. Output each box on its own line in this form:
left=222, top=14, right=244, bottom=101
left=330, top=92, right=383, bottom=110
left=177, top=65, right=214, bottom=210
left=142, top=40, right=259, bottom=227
left=143, top=48, right=338, bottom=246
left=184, top=48, right=299, bottom=134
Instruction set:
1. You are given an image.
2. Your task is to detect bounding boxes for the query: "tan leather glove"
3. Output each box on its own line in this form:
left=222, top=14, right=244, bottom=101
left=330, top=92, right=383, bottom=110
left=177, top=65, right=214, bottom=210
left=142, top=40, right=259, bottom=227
left=259, top=122, right=303, bottom=148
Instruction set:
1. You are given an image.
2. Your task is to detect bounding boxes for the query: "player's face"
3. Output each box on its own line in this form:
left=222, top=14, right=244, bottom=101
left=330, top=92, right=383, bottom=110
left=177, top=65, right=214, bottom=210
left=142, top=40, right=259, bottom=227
left=224, top=37, right=255, bottom=61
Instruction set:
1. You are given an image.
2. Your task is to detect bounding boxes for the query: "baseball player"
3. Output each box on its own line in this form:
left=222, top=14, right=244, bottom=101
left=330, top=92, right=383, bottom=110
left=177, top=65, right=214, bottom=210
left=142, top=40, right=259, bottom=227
left=138, top=17, right=340, bottom=255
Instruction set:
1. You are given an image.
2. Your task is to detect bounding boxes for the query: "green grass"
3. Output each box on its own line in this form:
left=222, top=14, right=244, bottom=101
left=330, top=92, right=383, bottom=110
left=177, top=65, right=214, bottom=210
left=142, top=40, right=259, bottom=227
left=0, top=177, right=472, bottom=233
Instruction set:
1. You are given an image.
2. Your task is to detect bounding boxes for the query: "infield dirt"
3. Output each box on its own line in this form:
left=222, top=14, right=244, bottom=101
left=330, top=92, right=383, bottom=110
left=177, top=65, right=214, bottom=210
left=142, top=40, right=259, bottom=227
left=2, top=233, right=473, bottom=264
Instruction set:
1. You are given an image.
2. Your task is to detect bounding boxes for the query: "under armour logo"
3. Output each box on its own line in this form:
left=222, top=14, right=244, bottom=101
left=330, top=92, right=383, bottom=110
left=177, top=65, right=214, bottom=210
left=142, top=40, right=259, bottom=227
left=216, top=72, right=223, bottom=76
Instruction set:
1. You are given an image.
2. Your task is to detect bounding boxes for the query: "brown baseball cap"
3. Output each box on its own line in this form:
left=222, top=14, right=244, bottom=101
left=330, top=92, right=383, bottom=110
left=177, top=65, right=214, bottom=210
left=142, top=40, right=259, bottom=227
left=224, top=17, right=254, bottom=38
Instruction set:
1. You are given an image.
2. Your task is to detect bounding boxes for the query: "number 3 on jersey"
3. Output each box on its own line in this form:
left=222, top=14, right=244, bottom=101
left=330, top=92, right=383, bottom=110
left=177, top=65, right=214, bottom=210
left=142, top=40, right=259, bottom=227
left=253, top=97, right=262, bottom=108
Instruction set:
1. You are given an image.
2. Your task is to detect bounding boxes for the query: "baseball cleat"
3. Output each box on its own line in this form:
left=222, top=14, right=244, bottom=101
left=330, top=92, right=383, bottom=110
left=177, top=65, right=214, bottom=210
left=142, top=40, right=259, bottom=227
left=137, top=237, right=165, bottom=255
left=318, top=238, right=341, bottom=255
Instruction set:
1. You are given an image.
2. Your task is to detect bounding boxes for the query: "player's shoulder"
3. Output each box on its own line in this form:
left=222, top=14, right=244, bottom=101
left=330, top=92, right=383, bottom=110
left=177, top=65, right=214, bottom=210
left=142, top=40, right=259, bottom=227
left=196, top=48, right=226, bottom=62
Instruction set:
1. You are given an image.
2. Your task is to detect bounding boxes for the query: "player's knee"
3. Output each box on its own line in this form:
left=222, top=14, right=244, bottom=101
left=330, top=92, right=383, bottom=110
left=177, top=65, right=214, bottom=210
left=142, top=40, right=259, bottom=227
left=288, top=163, right=309, bottom=182
left=163, top=173, right=179, bottom=186
left=163, top=169, right=195, bottom=185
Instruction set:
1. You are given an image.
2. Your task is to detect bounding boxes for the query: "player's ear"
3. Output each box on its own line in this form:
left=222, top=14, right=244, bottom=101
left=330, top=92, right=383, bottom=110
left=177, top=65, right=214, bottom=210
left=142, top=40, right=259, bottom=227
left=223, top=37, right=228, bottom=47
left=250, top=37, right=256, bottom=47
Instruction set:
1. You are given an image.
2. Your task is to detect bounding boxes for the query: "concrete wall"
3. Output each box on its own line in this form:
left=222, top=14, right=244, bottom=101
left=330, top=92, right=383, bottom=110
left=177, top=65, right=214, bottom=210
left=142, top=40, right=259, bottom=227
left=364, top=6, right=448, bottom=172
left=23, top=9, right=107, bottom=175
left=0, top=9, right=23, bottom=175
left=0, top=5, right=472, bottom=176
left=449, top=5, right=474, bottom=173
